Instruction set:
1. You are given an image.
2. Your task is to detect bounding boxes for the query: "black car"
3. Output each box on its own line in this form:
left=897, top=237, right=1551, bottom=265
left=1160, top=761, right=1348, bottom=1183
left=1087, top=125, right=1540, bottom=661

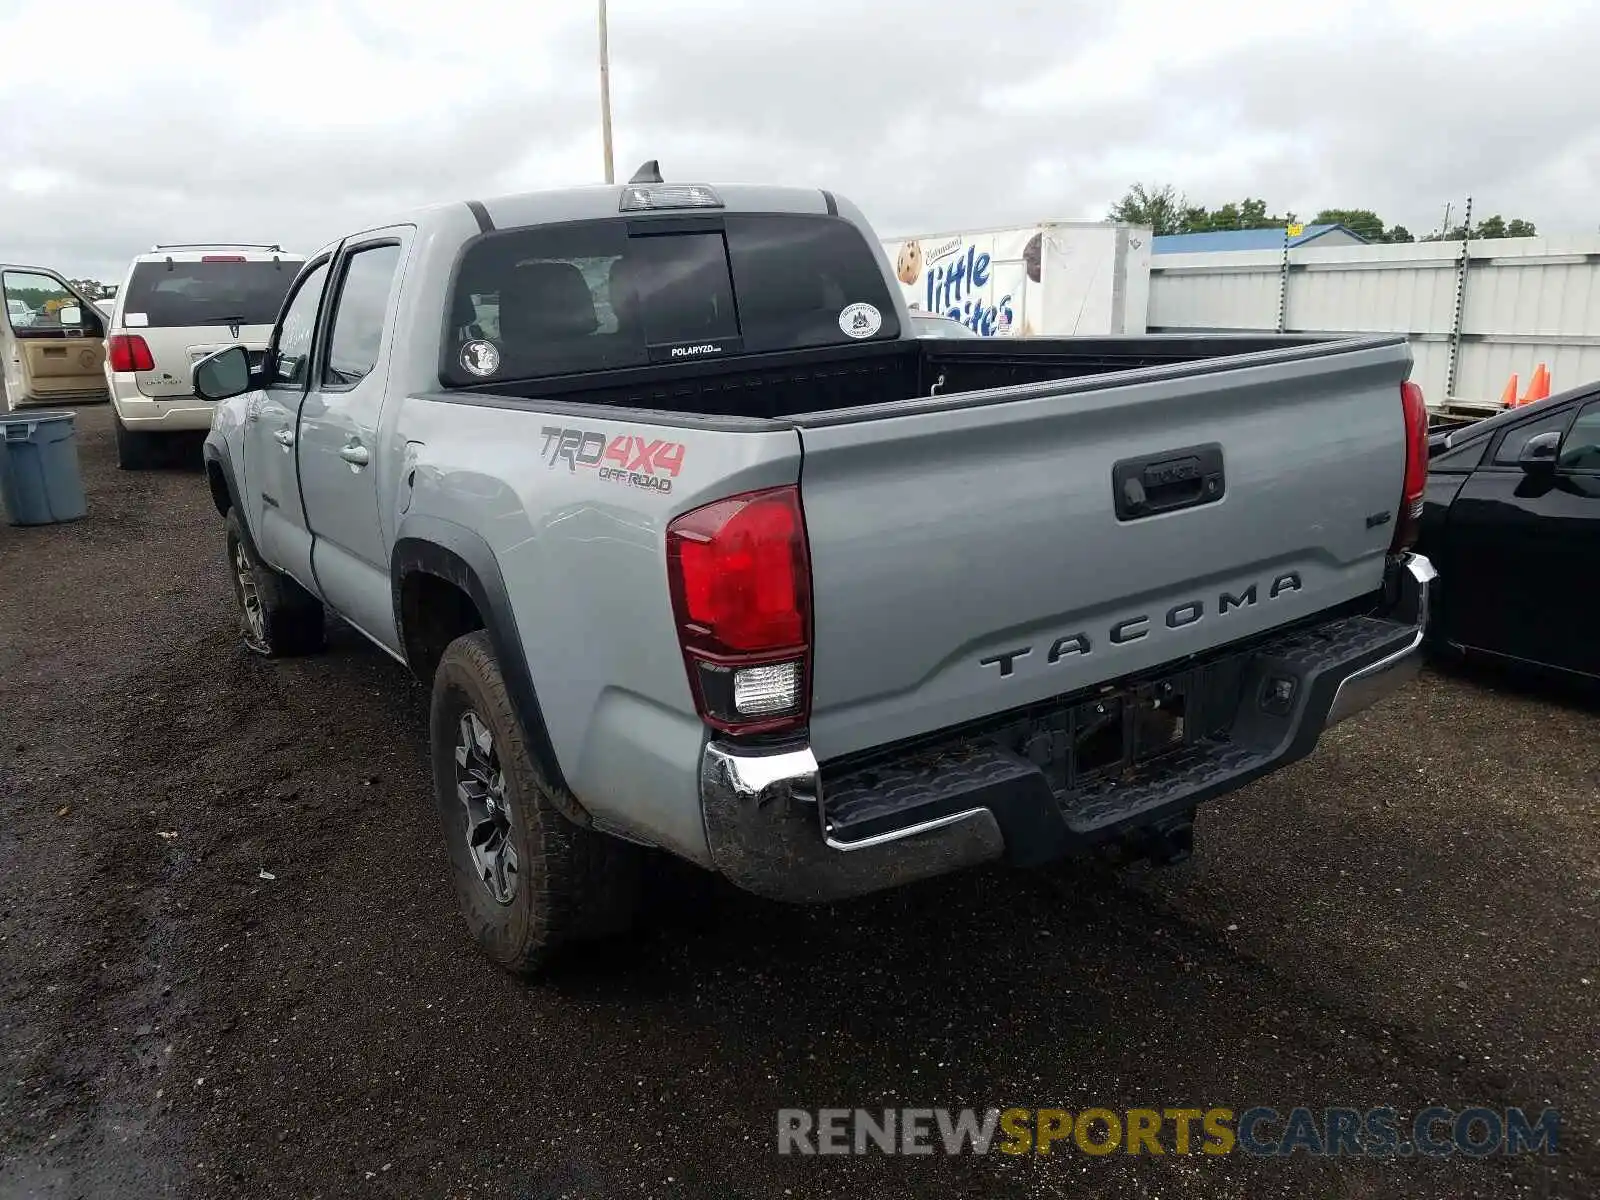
left=1418, top=383, right=1600, bottom=680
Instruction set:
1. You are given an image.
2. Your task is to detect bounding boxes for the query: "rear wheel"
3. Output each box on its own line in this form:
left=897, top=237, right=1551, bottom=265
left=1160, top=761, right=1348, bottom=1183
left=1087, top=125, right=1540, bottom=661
left=431, top=630, right=640, bottom=975
left=113, top=411, right=161, bottom=470
left=224, top=509, right=325, bottom=656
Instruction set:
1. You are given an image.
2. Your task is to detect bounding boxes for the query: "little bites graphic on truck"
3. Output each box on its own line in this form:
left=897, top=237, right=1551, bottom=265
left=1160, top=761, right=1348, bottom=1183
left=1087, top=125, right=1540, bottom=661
left=885, top=222, right=1152, bottom=338
left=888, top=230, right=1039, bottom=337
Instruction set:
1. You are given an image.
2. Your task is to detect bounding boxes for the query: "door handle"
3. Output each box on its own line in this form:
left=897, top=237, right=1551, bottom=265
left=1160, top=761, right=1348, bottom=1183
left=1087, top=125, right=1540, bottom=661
left=339, top=442, right=370, bottom=467
left=274, top=428, right=295, bottom=448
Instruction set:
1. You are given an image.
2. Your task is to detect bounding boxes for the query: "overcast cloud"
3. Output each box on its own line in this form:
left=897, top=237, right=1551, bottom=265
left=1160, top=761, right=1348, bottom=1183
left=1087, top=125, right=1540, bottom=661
left=3, top=0, right=1596, bottom=280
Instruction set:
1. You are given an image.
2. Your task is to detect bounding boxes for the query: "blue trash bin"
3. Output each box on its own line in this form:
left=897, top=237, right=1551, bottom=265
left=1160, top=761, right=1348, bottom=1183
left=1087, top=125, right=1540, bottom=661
left=0, top=410, right=88, bottom=526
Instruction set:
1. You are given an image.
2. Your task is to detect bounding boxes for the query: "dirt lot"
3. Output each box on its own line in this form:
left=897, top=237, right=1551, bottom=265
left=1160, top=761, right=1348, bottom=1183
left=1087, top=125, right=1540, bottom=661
left=1, top=403, right=1597, bottom=1199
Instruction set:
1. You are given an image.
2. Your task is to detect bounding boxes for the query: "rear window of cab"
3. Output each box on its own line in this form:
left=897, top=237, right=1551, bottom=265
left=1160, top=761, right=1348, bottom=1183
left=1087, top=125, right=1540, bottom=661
left=440, top=214, right=900, bottom=385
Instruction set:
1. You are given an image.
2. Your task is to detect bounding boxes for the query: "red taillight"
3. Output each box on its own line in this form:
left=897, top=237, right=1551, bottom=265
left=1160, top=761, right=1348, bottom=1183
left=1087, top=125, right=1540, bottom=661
left=666, top=485, right=811, bottom=735
left=108, top=334, right=155, bottom=373
left=200, top=255, right=247, bottom=262
left=1394, top=379, right=1429, bottom=552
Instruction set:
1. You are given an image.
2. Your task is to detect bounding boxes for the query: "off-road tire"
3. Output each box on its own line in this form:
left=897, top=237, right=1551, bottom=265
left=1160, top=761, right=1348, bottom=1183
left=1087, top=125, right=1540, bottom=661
left=431, top=629, right=640, bottom=975
left=113, top=411, right=161, bottom=470
left=224, top=508, right=325, bottom=656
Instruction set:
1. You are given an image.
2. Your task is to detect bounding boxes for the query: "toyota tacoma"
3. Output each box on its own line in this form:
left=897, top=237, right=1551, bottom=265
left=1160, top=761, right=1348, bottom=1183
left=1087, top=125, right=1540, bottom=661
left=197, top=164, right=1436, bottom=973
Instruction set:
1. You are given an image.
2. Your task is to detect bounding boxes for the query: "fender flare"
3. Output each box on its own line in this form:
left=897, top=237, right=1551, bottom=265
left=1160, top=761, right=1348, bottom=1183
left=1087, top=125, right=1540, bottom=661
left=202, top=442, right=263, bottom=560
left=391, top=514, right=589, bottom=825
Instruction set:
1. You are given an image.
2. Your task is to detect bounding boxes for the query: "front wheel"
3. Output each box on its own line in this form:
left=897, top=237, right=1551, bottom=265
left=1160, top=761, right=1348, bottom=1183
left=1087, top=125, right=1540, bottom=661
left=224, top=509, right=325, bottom=656
left=430, top=630, right=640, bottom=975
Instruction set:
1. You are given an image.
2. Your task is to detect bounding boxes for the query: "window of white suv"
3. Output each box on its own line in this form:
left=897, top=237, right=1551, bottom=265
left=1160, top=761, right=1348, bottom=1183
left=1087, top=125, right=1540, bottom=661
left=122, top=258, right=299, bottom=329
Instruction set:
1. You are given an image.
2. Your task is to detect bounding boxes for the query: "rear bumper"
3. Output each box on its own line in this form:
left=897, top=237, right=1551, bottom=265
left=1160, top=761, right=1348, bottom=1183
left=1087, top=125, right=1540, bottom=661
left=700, top=552, right=1435, bottom=903
left=109, top=374, right=213, bottom=430
left=111, top=394, right=214, bottom=431
left=1325, top=554, right=1434, bottom=725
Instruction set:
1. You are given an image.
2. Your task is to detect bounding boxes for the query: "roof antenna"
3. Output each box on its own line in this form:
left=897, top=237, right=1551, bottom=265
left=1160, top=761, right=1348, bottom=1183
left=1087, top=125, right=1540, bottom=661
left=628, top=160, right=663, bottom=184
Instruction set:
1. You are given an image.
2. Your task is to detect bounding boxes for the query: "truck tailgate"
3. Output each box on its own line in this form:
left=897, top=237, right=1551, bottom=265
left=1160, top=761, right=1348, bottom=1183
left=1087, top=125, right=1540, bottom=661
left=794, top=338, right=1413, bottom=763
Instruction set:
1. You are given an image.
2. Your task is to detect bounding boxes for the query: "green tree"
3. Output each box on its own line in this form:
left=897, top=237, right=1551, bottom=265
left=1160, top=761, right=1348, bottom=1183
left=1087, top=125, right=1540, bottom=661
left=1312, top=209, right=1419, bottom=243
left=1108, top=183, right=1190, bottom=235
left=1312, top=208, right=1385, bottom=241
left=1189, top=197, right=1293, bottom=232
left=1111, top=185, right=1297, bottom=235
left=1423, top=214, right=1538, bottom=241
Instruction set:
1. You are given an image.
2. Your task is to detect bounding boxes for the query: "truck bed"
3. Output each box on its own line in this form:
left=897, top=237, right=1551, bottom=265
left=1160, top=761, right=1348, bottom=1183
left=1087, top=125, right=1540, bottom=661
left=445, top=333, right=1358, bottom=422
left=433, top=331, right=1413, bottom=766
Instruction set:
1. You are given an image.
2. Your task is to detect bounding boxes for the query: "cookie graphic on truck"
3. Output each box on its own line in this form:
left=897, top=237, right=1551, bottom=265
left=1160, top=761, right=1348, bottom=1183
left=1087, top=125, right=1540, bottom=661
left=895, top=240, right=923, bottom=285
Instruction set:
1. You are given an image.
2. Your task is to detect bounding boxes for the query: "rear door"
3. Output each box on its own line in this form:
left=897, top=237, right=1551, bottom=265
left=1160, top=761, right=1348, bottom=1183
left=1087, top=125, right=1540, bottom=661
left=118, top=254, right=302, bottom=397
left=1, top=267, right=107, bottom=408
left=794, top=340, right=1415, bottom=762
left=295, top=231, right=409, bottom=649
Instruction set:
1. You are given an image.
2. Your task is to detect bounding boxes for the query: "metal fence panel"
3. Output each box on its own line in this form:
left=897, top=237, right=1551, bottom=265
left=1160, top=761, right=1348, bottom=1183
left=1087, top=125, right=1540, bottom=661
left=1149, top=236, right=1600, bottom=405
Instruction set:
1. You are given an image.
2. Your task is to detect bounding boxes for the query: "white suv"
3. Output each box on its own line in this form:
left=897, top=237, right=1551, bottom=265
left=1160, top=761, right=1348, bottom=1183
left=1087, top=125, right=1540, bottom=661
left=105, top=244, right=304, bottom=468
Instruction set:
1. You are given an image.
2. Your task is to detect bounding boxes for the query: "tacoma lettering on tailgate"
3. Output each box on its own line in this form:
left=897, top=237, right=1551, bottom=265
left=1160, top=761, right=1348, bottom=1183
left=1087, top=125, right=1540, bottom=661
left=539, top=427, right=686, bottom=494
left=979, top=572, right=1303, bottom=678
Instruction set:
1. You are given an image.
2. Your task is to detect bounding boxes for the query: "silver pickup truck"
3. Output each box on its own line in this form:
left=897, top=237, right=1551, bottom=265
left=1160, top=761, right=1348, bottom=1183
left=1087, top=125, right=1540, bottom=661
left=197, top=167, right=1435, bottom=974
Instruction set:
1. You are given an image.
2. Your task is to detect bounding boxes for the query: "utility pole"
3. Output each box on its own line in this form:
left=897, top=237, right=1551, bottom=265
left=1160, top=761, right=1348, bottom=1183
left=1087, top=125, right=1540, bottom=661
left=599, top=0, right=615, bottom=184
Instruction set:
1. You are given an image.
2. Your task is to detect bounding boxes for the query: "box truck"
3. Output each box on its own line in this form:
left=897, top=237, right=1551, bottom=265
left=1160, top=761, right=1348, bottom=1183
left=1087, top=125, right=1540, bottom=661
left=882, top=221, right=1152, bottom=338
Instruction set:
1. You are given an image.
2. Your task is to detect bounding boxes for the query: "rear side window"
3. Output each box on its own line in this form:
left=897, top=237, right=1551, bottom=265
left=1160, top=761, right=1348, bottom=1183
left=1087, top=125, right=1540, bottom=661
left=323, top=244, right=402, bottom=388
left=123, top=259, right=301, bottom=329
left=442, top=214, right=898, bottom=386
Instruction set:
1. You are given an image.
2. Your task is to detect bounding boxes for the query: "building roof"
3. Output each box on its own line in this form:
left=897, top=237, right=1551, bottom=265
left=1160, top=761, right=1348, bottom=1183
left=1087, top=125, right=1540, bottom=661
left=1151, top=224, right=1368, bottom=254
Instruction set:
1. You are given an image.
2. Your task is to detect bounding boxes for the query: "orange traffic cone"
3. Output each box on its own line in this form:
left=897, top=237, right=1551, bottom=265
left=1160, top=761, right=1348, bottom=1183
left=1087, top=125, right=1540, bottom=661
left=1522, top=363, right=1550, bottom=405
left=1499, top=373, right=1520, bottom=407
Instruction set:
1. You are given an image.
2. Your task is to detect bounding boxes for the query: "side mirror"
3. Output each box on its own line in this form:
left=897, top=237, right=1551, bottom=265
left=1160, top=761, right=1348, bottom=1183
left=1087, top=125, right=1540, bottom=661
left=1516, top=429, right=1561, bottom=477
left=57, top=304, right=82, bottom=327
left=193, top=345, right=252, bottom=402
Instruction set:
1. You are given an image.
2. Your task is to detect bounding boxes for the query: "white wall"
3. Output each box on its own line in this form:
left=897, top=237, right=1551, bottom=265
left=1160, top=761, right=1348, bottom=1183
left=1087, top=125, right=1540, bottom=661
left=1148, top=236, right=1600, bottom=404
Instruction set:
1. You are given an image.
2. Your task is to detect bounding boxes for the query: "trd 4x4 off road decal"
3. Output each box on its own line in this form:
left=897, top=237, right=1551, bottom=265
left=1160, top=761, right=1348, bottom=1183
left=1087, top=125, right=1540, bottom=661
left=540, top=427, right=686, bottom=494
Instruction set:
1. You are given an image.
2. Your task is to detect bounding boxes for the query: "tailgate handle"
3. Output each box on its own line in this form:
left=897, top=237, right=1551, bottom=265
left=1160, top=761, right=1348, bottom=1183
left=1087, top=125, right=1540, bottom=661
left=1114, top=443, right=1225, bottom=521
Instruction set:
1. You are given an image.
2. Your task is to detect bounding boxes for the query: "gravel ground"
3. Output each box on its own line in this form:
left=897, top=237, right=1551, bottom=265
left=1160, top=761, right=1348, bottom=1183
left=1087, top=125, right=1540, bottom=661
left=2, top=404, right=1597, bottom=1200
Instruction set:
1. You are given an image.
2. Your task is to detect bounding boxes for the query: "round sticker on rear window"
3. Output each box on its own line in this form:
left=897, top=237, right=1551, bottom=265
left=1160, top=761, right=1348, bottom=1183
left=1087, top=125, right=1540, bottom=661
left=839, top=302, right=882, bottom=339
left=460, top=339, right=500, bottom=378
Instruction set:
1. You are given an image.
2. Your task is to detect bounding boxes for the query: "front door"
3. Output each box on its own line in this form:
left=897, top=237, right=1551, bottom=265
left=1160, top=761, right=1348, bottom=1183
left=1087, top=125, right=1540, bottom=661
left=243, top=256, right=332, bottom=587
left=295, top=234, right=408, bottom=650
left=1445, top=394, right=1600, bottom=675
left=2, top=268, right=107, bottom=409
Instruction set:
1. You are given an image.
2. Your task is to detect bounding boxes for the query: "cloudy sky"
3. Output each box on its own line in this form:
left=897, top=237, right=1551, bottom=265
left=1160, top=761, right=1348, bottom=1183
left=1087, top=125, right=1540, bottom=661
left=3, top=0, right=1596, bottom=281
